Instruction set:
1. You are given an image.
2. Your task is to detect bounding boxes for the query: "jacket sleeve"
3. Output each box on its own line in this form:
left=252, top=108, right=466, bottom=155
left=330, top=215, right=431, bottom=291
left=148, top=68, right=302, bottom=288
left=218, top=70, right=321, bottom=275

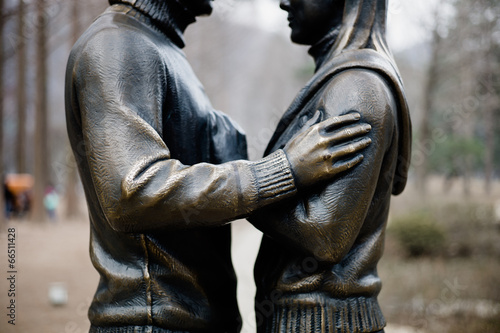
left=70, top=29, right=297, bottom=232
left=208, top=109, right=248, bottom=164
left=249, top=69, right=398, bottom=263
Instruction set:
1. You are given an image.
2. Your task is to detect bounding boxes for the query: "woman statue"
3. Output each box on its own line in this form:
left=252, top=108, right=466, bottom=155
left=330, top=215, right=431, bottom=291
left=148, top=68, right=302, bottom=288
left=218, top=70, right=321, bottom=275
left=251, top=1, right=412, bottom=332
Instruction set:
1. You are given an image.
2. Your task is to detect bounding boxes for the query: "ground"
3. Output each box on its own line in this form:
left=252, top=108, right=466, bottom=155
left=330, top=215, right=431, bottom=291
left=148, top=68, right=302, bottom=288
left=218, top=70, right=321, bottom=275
left=0, top=178, right=499, bottom=333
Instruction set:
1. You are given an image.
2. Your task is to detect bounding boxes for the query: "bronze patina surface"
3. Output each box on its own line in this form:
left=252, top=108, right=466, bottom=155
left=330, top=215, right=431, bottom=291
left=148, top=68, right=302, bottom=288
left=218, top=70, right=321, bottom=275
left=65, top=0, right=373, bottom=332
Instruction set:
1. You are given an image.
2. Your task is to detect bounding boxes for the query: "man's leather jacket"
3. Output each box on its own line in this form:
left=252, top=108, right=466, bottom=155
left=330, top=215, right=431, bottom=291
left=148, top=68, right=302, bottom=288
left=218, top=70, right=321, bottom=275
left=65, top=1, right=297, bottom=332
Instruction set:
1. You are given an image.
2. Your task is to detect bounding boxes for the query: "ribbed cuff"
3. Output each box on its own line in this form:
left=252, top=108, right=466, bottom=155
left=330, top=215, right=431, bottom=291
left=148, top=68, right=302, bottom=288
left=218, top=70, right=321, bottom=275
left=251, top=150, right=297, bottom=205
left=257, top=297, right=385, bottom=333
left=90, top=326, right=189, bottom=333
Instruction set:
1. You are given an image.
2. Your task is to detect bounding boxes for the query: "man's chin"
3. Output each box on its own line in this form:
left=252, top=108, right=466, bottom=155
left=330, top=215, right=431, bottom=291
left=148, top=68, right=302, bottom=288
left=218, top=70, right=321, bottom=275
left=183, top=0, right=213, bottom=17
left=198, top=6, right=213, bottom=16
left=290, top=33, right=310, bottom=46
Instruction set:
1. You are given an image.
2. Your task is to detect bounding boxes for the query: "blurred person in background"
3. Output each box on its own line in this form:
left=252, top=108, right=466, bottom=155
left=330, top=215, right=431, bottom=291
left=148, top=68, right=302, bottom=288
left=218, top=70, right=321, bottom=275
left=4, top=177, right=14, bottom=218
left=44, top=186, right=59, bottom=221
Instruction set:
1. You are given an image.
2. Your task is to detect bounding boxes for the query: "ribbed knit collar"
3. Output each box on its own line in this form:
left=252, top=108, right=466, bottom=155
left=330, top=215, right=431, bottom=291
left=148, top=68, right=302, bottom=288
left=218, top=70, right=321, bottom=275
left=308, top=27, right=340, bottom=71
left=108, top=0, right=196, bottom=48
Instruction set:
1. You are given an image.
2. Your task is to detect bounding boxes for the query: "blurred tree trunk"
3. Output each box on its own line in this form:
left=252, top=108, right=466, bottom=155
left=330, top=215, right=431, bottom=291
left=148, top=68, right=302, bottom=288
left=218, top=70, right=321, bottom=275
left=483, top=79, right=495, bottom=195
left=482, top=13, right=497, bottom=195
left=416, top=19, right=441, bottom=194
left=460, top=55, right=472, bottom=198
left=64, top=0, right=80, bottom=219
left=0, top=0, right=5, bottom=227
left=455, top=3, right=474, bottom=197
left=16, top=0, right=27, bottom=173
left=32, top=0, right=49, bottom=222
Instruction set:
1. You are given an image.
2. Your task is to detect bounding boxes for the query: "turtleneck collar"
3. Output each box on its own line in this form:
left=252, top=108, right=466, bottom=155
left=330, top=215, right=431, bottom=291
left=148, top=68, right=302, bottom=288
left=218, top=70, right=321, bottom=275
left=308, top=27, right=340, bottom=71
left=109, top=0, right=196, bottom=48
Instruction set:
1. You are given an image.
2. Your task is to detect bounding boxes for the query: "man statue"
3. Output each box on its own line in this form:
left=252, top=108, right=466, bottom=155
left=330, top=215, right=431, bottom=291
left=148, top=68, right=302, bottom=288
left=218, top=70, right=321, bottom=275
left=65, top=0, right=372, bottom=332
left=251, top=0, right=412, bottom=332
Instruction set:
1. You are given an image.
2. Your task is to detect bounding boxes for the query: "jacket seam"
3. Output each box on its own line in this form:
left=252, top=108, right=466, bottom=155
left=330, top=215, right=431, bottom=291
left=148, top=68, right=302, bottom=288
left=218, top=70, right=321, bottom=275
left=141, top=234, right=153, bottom=326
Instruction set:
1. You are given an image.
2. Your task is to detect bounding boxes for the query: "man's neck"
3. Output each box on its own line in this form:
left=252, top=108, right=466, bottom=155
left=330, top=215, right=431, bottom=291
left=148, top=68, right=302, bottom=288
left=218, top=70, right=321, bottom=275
left=109, top=0, right=196, bottom=48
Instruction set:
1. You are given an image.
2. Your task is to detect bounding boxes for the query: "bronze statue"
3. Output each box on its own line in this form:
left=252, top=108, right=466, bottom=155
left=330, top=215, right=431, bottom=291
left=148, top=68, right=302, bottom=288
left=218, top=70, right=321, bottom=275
left=251, top=0, right=412, bottom=332
left=65, top=0, right=372, bottom=332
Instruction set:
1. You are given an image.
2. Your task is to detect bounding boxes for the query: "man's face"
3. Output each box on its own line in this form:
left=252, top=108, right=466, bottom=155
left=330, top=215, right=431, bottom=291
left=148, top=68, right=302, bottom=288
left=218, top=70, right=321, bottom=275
left=280, top=0, right=344, bottom=45
left=182, top=0, right=214, bottom=16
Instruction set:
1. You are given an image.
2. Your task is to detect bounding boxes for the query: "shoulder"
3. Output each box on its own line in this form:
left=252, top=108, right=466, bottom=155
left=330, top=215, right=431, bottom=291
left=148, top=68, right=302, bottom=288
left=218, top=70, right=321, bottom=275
left=320, top=68, right=397, bottom=127
left=71, top=14, right=165, bottom=75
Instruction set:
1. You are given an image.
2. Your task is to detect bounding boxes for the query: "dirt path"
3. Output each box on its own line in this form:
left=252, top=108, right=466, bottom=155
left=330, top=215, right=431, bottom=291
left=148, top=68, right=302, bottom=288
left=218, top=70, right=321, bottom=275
left=0, top=219, right=98, bottom=333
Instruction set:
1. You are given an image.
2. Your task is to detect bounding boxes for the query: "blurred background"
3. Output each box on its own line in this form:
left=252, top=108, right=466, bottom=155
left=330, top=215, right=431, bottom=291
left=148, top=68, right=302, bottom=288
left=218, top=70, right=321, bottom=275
left=0, top=0, right=499, bottom=332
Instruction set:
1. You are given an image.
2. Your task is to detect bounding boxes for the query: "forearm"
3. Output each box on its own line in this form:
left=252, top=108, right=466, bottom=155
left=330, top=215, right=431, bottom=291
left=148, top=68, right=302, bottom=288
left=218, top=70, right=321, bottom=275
left=105, top=149, right=297, bottom=232
left=78, top=95, right=298, bottom=232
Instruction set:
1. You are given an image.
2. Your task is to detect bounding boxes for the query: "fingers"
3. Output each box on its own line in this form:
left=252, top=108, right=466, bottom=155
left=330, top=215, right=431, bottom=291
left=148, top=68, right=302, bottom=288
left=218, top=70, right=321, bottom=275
left=332, top=154, right=364, bottom=174
left=328, top=123, right=371, bottom=143
left=331, top=137, right=372, bottom=159
left=321, top=112, right=361, bottom=132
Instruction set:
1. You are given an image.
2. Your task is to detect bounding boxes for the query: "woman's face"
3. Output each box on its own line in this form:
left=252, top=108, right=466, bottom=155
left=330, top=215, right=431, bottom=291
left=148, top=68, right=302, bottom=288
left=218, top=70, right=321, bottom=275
left=280, top=0, right=344, bottom=45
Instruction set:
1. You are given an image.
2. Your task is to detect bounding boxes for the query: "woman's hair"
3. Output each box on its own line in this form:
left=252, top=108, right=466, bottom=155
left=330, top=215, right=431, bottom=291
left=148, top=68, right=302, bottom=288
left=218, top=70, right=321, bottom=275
left=330, top=0, right=392, bottom=60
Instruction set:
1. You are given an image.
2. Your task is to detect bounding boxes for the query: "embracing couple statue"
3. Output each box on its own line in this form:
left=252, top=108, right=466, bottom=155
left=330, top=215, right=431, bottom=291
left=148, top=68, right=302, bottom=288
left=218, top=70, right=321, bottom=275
left=65, top=0, right=411, bottom=332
